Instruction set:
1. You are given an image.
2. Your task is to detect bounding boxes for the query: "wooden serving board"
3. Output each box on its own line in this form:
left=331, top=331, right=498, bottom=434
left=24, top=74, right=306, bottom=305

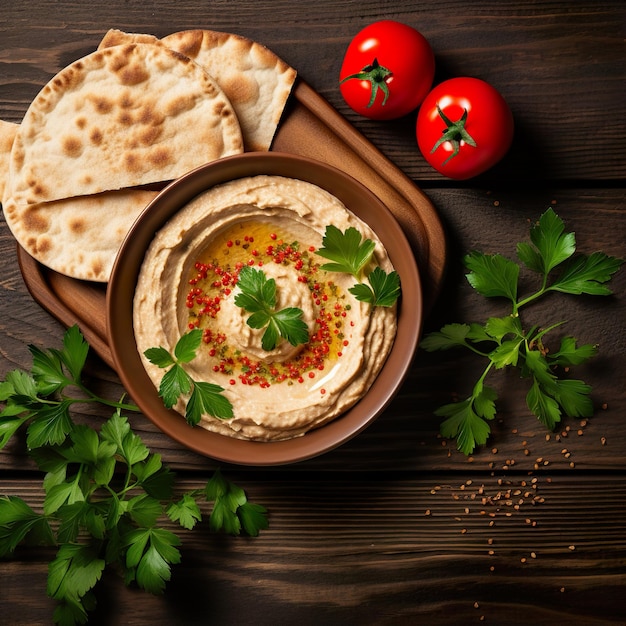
left=16, top=78, right=446, bottom=370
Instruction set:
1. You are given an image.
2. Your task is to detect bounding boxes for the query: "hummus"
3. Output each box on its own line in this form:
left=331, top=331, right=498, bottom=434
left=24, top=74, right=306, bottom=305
left=133, top=175, right=398, bottom=441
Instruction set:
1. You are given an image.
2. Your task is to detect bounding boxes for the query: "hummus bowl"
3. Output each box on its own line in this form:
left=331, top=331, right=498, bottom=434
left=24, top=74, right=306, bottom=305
left=107, top=152, right=422, bottom=465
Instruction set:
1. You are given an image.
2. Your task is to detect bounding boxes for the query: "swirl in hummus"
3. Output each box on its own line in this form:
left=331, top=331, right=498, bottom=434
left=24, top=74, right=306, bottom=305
left=133, top=175, right=398, bottom=441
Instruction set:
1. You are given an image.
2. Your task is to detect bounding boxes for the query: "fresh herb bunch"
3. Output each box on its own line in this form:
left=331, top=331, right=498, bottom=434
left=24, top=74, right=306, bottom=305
left=234, top=265, right=310, bottom=351
left=144, top=328, right=234, bottom=425
left=0, top=325, right=268, bottom=626
left=317, top=225, right=401, bottom=307
left=421, top=209, right=623, bottom=455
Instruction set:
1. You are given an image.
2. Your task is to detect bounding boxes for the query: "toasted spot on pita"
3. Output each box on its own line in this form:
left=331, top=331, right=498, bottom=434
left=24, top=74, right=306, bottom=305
left=23, top=208, right=49, bottom=232
left=139, top=105, right=159, bottom=125
left=69, top=217, right=87, bottom=234
left=117, top=111, right=134, bottom=126
left=124, top=153, right=142, bottom=172
left=139, top=125, right=162, bottom=146
left=62, top=135, right=83, bottom=158
left=170, top=29, right=203, bottom=57
left=26, top=178, right=49, bottom=199
left=90, top=258, right=105, bottom=279
left=89, top=128, right=103, bottom=145
left=165, top=94, right=197, bottom=117
left=76, top=117, right=87, bottom=129
left=119, top=92, right=134, bottom=108
left=88, top=94, right=114, bottom=114
left=148, top=146, right=172, bottom=167
left=36, top=235, right=52, bottom=254
left=11, top=140, right=24, bottom=170
left=224, top=74, right=257, bottom=105
left=119, top=62, right=150, bottom=86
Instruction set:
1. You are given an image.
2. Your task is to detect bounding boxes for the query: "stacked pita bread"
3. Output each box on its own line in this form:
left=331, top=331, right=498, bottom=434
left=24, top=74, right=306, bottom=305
left=1, top=29, right=296, bottom=281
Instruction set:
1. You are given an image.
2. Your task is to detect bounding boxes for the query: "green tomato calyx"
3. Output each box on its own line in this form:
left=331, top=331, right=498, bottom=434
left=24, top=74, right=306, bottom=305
left=340, top=58, right=392, bottom=108
left=431, top=105, right=477, bottom=165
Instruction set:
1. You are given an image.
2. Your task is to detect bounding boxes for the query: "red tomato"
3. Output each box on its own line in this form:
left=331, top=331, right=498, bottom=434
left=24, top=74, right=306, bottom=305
left=416, top=77, right=514, bottom=179
left=339, top=20, right=435, bottom=120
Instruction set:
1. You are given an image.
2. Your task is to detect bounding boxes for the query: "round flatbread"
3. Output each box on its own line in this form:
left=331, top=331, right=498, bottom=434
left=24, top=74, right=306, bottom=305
left=8, top=42, right=243, bottom=207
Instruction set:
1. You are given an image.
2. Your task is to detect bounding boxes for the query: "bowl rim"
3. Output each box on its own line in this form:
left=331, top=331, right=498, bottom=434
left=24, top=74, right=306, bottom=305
left=106, top=152, right=422, bottom=465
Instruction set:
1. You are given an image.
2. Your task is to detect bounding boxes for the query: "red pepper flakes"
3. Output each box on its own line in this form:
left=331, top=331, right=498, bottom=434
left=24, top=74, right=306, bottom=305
left=185, top=221, right=350, bottom=389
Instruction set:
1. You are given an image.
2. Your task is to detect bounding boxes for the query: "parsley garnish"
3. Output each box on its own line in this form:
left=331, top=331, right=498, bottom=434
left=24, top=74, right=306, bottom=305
left=0, top=326, right=268, bottom=625
left=234, top=265, right=310, bottom=351
left=144, top=328, right=233, bottom=425
left=316, top=225, right=401, bottom=307
left=421, top=208, right=623, bottom=455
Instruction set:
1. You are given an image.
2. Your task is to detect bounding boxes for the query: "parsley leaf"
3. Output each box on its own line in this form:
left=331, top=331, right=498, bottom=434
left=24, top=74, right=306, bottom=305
left=234, top=266, right=309, bottom=351
left=437, top=382, right=497, bottom=455
left=0, top=327, right=269, bottom=625
left=422, top=209, right=623, bottom=454
left=349, top=266, right=401, bottom=307
left=517, top=207, right=576, bottom=274
left=465, top=251, right=519, bottom=303
left=205, top=469, right=269, bottom=537
left=144, top=329, right=233, bottom=425
left=187, top=380, right=234, bottom=426
left=0, top=496, right=54, bottom=556
left=316, top=226, right=401, bottom=307
left=550, top=252, right=623, bottom=296
left=48, top=543, right=104, bottom=626
left=123, top=526, right=181, bottom=594
left=317, top=225, right=376, bottom=279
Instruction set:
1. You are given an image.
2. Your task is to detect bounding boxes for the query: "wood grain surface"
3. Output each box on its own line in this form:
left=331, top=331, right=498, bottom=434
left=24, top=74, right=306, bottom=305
left=1, top=2, right=625, bottom=625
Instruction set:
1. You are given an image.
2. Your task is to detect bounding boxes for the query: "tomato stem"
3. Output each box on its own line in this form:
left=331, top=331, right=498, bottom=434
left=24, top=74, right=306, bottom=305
left=431, top=105, right=477, bottom=165
left=340, top=58, right=392, bottom=108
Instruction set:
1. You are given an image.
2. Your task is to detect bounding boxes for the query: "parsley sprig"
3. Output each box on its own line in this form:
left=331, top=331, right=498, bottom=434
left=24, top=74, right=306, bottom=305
left=234, top=265, right=310, bottom=351
left=144, top=328, right=233, bottom=425
left=0, top=326, right=268, bottom=625
left=421, top=209, right=623, bottom=455
left=316, top=225, right=401, bottom=307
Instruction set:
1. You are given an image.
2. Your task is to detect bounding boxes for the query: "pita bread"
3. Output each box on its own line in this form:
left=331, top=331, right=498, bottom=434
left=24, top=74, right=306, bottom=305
left=8, top=42, right=243, bottom=207
left=161, top=30, right=296, bottom=152
left=2, top=189, right=158, bottom=282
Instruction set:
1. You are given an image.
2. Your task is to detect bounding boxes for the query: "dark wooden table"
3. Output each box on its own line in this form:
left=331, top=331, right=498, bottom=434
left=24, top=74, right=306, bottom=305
left=1, top=2, right=624, bottom=624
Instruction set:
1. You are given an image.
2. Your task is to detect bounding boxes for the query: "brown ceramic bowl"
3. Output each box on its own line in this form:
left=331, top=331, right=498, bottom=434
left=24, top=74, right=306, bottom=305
left=106, top=152, right=422, bottom=465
